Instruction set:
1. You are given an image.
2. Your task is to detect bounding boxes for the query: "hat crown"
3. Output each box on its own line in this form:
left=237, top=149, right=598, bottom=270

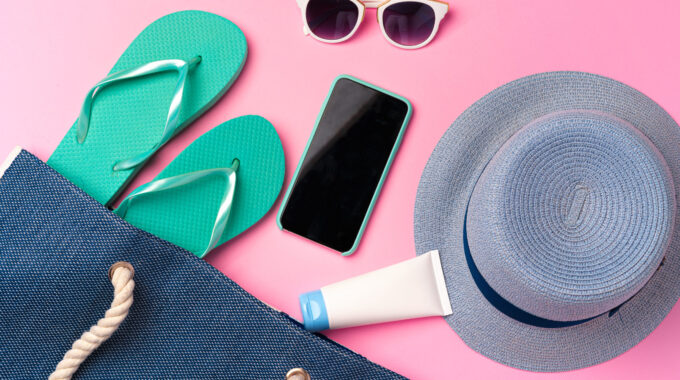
left=466, top=111, right=676, bottom=322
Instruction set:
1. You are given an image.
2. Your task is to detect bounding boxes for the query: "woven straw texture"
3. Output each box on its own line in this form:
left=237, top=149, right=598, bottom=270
left=467, top=111, right=674, bottom=322
left=414, top=72, right=680, bottom=372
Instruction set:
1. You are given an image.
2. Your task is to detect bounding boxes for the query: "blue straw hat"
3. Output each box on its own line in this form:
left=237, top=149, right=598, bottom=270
left=414, top=72, right=680, bottom=372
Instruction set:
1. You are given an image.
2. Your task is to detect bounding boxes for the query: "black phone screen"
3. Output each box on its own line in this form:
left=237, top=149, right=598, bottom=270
left=280, top=78, right=409, bottom=252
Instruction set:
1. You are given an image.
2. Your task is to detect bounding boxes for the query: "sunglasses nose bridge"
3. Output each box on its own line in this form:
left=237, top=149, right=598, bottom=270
left=362, top=0, right=384, bottom=8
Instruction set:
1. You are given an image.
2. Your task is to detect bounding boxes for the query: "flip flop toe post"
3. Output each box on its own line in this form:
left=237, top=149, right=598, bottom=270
left=114, top=116, right=285, bottom=257
left=48, top=11, right=247, bottom=206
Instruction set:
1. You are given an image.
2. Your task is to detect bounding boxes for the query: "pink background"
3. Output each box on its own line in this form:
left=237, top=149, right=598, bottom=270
left=2, top=1, right=680, bottom=378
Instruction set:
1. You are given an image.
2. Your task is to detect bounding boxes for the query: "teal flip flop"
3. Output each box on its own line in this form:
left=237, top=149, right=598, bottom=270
left=48, top=11, right=247, bottom=207
left=113, top=115, right=285, bottom=258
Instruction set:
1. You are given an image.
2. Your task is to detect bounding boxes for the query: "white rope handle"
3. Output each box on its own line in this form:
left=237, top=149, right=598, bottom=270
left=49, top=262, right=135, bottom=380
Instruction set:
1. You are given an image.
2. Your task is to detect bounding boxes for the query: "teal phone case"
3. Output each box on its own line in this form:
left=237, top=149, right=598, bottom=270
left=277, top=75, right=413, bottom=256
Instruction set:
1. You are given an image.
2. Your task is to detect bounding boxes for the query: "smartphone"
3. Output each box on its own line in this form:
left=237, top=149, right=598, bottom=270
left=277, top=75, right=412, bottom=255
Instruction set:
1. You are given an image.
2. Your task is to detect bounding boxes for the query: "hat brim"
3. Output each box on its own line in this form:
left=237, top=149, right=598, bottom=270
left=414, top=71, right=680, bottom=372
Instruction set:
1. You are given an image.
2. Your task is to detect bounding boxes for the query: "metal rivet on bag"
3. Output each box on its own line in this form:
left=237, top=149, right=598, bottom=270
left=285, top=368, right=311, bottom=380
left=108, top=261, right=135, bottom=280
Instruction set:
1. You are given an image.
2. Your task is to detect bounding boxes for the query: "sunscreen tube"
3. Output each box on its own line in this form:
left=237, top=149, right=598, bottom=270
left=299, top=250, right=452, bottom=331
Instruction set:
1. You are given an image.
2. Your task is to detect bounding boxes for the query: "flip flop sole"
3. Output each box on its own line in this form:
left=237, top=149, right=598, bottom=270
left=119, top=115, right=285, bottom=257
left=48, top=11, right=247, bottom=206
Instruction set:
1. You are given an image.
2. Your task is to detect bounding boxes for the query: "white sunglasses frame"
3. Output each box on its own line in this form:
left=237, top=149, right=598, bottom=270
left=296, top=0, right=449, bottom=49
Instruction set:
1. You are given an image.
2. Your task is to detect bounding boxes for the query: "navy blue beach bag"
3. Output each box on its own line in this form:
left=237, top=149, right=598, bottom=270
left=0, top=149, right=403, bottom=379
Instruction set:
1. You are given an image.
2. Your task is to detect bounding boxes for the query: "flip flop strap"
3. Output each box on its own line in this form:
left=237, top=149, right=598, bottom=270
left=76, top=56, right=202, bottom=171
left=114, top=162, right=238, bottom=257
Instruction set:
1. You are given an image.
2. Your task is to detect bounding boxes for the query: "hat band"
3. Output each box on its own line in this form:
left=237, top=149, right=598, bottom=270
left=462, top=109, right=674, bottom=323
left=463, top=208, right=602, bottom=328
left=462, top=209, right=666, bottom=327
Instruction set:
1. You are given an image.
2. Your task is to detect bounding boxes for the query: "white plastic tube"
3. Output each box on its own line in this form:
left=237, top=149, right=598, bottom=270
left=299, top=250, right=452, bottom=331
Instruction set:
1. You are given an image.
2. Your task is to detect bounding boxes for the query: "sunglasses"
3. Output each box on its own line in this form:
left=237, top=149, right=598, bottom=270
left=296, top=0, right=449, bottom=49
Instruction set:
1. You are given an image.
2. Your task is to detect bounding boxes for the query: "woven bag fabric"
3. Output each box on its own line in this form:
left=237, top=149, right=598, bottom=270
left=0, top=150, right=403, bottom=379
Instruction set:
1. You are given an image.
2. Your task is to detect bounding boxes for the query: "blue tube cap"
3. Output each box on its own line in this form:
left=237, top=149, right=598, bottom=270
left=299, top=289, right=330, bottom=332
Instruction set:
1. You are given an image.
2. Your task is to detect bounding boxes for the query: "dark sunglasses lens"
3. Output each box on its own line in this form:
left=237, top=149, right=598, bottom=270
left=383, top=2, right=436, bottom=46
left=306, top=0, right=359, bottom=40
